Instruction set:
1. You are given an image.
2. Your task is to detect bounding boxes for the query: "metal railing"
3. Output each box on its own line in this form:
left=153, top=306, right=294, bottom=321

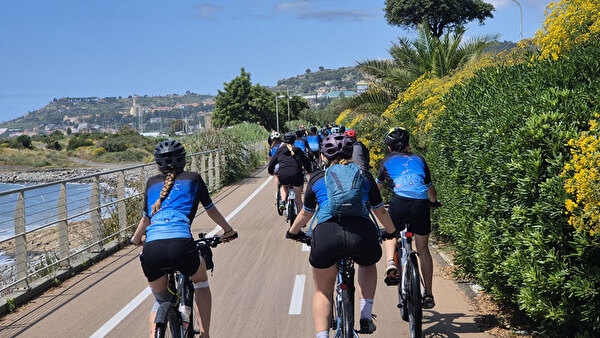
left=0, top=140, right=266, bottom=295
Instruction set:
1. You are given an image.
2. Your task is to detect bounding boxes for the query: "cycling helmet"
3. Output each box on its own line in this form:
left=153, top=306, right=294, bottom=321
left=344, top=129, right=356, bottom=139
left=283, top=132, right=296, bottom=144
left=321, top=129, right=330, bottom=136
left=330, top=126, right=341, bottom=134
left=295, top=129, right=305, bottom=138
left=339, top=125, right=346, bottom=133
left=385, top=127, right=410, bottom=150
left=154, top=139, right=186, bottom=171
left=271, top=131, right=281, bottom=139
left=310, top=126, right=318, bottom=134
left=321, top=134, right=353, bottom=160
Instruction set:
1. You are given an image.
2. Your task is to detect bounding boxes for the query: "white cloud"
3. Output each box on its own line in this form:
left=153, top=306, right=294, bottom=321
left=275, top=1, right=312, bottom=13
left=487, top=0, right=510, bottom=9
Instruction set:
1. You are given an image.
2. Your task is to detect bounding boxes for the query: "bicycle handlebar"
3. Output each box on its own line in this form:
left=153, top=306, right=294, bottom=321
left=196, top=232, right=238, bottom=248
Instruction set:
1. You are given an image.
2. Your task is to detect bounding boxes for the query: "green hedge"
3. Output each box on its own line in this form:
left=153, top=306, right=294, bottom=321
left=428, top=43, right=600, bottom=335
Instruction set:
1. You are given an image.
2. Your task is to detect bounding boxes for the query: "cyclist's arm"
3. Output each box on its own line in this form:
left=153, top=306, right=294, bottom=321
left=298, top=150, right=313, bottom=173
left=206, top=207, right=235, bottom=234
left=372, top=207, right=395, bottom=234
left=427, top=186, right=438, bottom=203
left=267, top=149, right=279, bottom=175
left=289, top=209, right=313, bottom=235
left=367, top=175, right=395, bottom=234
left=375, top=160, right=388, bottom=190
left=131, top=216, right=149, bottom=245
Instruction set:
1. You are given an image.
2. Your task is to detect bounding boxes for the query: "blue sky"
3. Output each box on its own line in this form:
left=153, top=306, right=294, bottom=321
left=0, top=0, right=552, bottom=123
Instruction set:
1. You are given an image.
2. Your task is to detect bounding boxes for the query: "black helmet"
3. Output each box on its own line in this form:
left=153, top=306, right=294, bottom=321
left=154, top=139, right=186, bottom=171
left=283, top=132, right=296, bottom=144
left=339, top=125, right=346, bottom=133
left=385, top=127, right=409, bottom=150
left=295, top=129, right=305, bottom=138
left=310, top=126, right=318, bottom=134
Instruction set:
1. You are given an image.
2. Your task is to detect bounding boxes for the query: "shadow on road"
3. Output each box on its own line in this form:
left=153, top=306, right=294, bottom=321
left=423, top=310, right=489, bottom=337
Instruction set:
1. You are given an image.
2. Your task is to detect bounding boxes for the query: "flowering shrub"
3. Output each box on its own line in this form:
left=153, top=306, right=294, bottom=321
left=563, top=116, right=600, bottom=235
left=533, top=0, right=600, bottom=60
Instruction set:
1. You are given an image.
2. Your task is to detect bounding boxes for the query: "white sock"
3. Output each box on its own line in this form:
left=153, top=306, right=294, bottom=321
left=360, top=298, right=374, bottom=320
left=316, top=330, right=329, bottom=338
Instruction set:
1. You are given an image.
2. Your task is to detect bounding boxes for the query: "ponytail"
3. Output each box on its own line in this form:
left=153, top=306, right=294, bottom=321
left=151, top=171, right=178, bottom=216
left=286, top=144, right=295, bottom=156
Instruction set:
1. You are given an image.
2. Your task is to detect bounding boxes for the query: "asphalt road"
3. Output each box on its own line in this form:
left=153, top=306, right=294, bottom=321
left=0, top=167, right=491, bottom=338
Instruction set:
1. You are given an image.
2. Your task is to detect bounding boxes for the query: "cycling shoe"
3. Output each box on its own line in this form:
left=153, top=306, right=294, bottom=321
left=357, top=318, right=376, bottom=334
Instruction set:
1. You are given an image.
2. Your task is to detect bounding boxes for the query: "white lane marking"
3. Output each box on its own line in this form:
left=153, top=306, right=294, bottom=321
left=90, top=175, right=273, bottom=338
left=207, top=175, right=273, bottom=237
left=289, top=274, right=306, bottom=315
left=301, top=244, right=310, bottom=252
left=90, top=286, right=151, bottom=338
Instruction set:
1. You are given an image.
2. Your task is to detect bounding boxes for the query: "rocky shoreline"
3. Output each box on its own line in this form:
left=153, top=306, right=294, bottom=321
left=0, top=168, right=104, bottom=184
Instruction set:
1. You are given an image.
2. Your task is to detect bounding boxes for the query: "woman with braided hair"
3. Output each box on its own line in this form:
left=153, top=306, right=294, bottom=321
left=131, top=139, right=237, bottom=338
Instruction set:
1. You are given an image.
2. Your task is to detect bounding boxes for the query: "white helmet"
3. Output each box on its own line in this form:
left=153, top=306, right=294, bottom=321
left=331, top=126, right=341, bottom=134
left=271, top=131, right=281, bottom=139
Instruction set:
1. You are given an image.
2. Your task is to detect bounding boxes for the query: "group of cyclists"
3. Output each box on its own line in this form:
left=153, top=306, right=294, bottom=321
left=131, top=124, right=440, bottom=338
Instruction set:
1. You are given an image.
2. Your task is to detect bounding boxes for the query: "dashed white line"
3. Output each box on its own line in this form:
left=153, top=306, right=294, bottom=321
left=288, top=274, right=306, bottom=315
left=90, top=175, right=273, bottom=338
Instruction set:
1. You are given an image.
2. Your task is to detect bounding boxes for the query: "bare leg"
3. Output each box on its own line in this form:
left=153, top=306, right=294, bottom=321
left=190, top=260, right=211, bottom=338
left=384, top=239, right=397, bottom=268
left=280, top=184, right=289, bottom=202
left=356, top=264, right=377, bottom=300
left=415, top=234, right=433, bottom=296
left=312, top=265, right=337, bottom=334
left=148, top=275, right=168, bottom=338
left=293, top=185, right=303, bottom=213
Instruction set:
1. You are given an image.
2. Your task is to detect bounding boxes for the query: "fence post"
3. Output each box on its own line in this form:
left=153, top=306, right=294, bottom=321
left=90, top=176, right=102, bottom=251
left=208, top=152, right=214, bottom=192
left=215, top=150, right=221, bottom=189
left=191, top=156, right=198, bottom=173
left=118, top=171, right=126, bottom=241
left=14, top=191, right=28, bottom=290
left=58, top=183, right=70, bottom=268
left=200, top=153, right=206, bottom=183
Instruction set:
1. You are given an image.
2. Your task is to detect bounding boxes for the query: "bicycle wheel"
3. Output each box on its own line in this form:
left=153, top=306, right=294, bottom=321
left=288, top=199, right=297, bottom=224
left=185, top=303, right=200, bottom=338
left=340, top=289, right=354, bottom=338
left=276, top=189, right=283, bottom=215
left=407, top=254, right=423, bottom=338
left=155, top=306, right=181, bottom=338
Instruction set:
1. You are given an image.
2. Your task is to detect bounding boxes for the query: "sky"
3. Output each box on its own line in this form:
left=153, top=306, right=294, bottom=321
left=0, top=0, right=553, bottom=123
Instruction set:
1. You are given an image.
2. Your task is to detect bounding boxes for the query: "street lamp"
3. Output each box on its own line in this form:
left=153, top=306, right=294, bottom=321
left=275, top=94, right=286, bottom=133
left=512, top=0, right=523, bottom=41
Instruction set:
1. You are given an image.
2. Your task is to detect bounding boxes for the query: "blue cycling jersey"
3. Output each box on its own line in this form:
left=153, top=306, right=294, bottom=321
left=144, top=172, right=214, bottom=242
left=306, top=135, right=321, bottom=152
left=294, top=139, right=307, bottom=152
left=376, top=152, right=433, bottom=200
left=270, top=142, right=282, bottom=157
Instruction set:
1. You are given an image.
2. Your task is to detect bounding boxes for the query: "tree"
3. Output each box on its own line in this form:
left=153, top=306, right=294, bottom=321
left=319, top=66, right=325, bottom=71
left=170, top=119, right=184, bottom=135
left=384, top=0, right=494, bottom=38
left=306, top=68, right=311, bottom=73
left=213, top=68, right=254, bottom=127
left=16, top=135, right=32, bottom=149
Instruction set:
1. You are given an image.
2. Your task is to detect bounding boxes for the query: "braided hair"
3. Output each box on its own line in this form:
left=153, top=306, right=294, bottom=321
left=151, top=170, right=181, bottom=216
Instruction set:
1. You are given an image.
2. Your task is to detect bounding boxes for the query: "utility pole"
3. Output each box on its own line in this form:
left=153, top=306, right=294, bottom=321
left=512, top=0, right=524, bottom=41
left=286, top=87, right=291, bottom=130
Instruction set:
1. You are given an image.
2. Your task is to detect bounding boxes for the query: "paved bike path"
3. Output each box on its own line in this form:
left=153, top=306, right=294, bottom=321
left=0, top=167, right=491, bottom=337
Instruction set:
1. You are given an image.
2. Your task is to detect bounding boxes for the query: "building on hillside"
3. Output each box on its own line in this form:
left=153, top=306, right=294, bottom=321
left=325, top=91, right=356, bottom=99
left=356, top=82, right=370, bottom=94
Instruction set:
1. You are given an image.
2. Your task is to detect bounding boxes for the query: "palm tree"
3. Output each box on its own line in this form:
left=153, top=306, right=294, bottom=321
left=343, top=23, right=497, bottom=114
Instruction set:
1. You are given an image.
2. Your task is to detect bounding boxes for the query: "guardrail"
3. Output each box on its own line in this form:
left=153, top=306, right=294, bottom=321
left=0, top=140, right=266, bottom=297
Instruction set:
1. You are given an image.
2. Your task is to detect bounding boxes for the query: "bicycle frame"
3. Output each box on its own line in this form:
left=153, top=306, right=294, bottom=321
left=332, top=257, right=358, bottom=338
left=396, top=223, right=424, bottom=338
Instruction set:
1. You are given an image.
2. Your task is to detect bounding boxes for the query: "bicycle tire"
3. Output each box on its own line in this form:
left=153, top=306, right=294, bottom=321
left=288, top=199, right=297, bottom=224
left=407, top=253, right=423, bottom=338
left=155, top=305, right=181, bottom=338
left=186, top=303, right=200, bottom=338
left=340, top=289, right=354, bottom=338
left=276, top=189, right=283, bottom=216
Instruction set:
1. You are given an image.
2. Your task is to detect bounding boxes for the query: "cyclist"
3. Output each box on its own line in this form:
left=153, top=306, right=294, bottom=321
left=294, top=129, right=309, bottom=154
left=306, top=126, right=322, bottom=168
left=287, top=134, right=396, bottom=337
left=330, top=126, right=341, bottom=134
left=376, top=127, right=439, bottom=309
left=268, top=130, right=281, bottom=148
left=268, top=132, right=312, bottom=214
left=269, top=131, right=284, bottom=198
left=344, top=129, right=370, bottom=173
left=131, top=140, right=238, bottom=338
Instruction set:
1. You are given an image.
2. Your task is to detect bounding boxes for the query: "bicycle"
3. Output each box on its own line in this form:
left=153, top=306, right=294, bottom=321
left=288, top=234, right=358, bottom=338
left=154, top=232, right=238, bottom=338
left=276, top=182, right=284, bottom=216
left=391, top=221, right=423, bottom=338
left=286, top=188, right=297, bottom=225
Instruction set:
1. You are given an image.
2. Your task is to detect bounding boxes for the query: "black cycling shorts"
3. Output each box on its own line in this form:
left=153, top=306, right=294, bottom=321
left=388, top=195, right=431, bottom=236
left=279, top=173, right=304, bottom=187
left=140, top=238, right=201, bottom=282
left=309, top=217, right=382, bottom=269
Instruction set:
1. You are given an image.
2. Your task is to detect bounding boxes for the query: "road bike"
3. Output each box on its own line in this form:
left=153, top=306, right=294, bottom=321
left=154, top=232, right=237, bottom=338
left=286, top=188, right=298, bottom=225
left=290, top=234, right=358, bottom=338
left=393, top=221, right=423, bottom=338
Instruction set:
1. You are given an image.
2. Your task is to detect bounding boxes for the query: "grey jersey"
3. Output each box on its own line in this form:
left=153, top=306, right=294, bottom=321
left=352, top=141, right=370, bottom=172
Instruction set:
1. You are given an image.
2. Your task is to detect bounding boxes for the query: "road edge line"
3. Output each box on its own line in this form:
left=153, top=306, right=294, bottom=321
left=288, top=274, right=306, bottom=315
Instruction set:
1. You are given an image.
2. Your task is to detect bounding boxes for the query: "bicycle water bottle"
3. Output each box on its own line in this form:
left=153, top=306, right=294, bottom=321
left=179, top=303, right=191, bottom=325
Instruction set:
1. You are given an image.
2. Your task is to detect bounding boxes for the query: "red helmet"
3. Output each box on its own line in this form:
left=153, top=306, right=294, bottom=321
left=344, top=129, right=356, bottom=139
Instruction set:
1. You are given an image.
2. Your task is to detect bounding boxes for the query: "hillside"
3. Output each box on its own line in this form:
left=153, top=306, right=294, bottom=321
left=1, top=93, right=215, bottom=133
left=270, top=66, right=364, bottom=96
